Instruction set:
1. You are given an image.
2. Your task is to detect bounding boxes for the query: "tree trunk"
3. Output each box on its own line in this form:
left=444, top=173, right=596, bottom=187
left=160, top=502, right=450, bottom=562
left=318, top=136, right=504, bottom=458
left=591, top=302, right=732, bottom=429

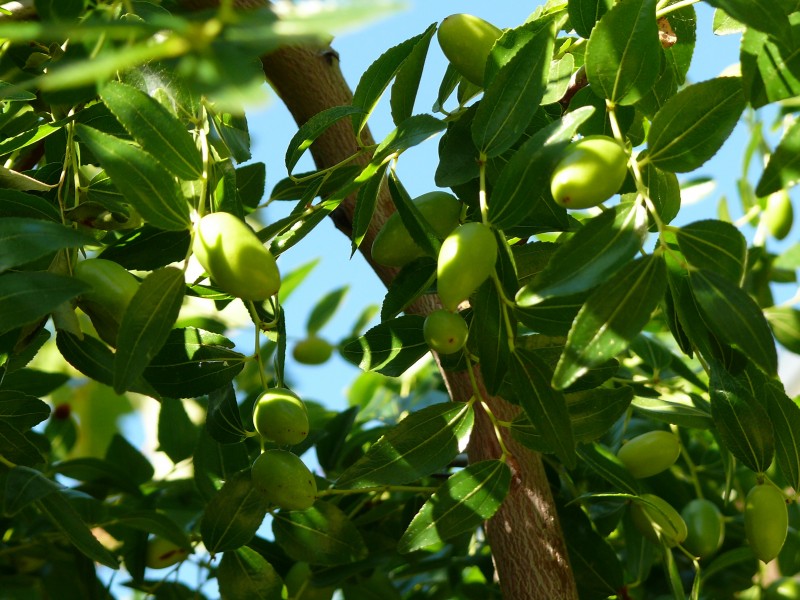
left=261, top=45, right=578, bottom=600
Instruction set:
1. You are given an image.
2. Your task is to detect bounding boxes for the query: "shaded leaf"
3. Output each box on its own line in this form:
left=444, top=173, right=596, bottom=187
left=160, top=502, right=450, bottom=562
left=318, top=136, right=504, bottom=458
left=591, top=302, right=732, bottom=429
left=756, top=119, right=800, bottom=196
left=200, top=470, right=269, bottom=554
left=0, top=218, right=95, bottom=273
left=285, top=105, right=365, bottom=173
left=471, top=278, right=512, bottom=395
left=577, top=443, right=639, bottom=494
left=0, top=272, right=88, bottom=335
left=207, top=383, right=247, bottom=445
left=218, top=547, right=283, bottom=600
left=675, top=220, right=746, bottom=285
left=340, top=314, right=428, bottom=377
left=705, top=0, right=792, bottom=49
left=381, top=258, right=436, bottom=321
left=0, top=391, right=50, bottom=431
left=390, top=24, right=436, bottom=125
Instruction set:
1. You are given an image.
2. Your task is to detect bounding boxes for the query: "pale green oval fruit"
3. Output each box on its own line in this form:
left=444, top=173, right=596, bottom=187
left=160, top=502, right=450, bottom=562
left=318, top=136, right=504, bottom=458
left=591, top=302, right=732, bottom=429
left=253, top=388, right=309, bottom=446
left=293, top=336, right=334, bottom=365
left=550, top=136, right=628, bottom=209
left=765, top=577, right=800, bottom=600
left=437, top=14, right=502, bottom=87
left=745, top=484, right=788, bottom=563
left=631, top=494, right=687, bottom=547
left=423, top=310, right=469, bottom=354
left=616, top=430, right=681, bottom=479
left=437, top=222, right=498, bottom=311
left=73, top=258, right=139, bottom=314
left=371, top=191, right=461, bottom=267
left=682, top=499, right=725, bottom=559
left=252, top=449, right=317, bottom=511
left=764, top=191, right=794, bottom=241
left=193, top=212, right=280, bottom=300
left=145, top=537, right=190, bottom=569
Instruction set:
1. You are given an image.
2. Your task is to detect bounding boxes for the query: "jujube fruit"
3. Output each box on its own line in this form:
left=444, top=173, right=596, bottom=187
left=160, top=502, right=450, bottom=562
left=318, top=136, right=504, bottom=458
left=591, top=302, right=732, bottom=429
left=550, top=135, right=628, bottom=209
left=437, top=222, right=498, bottom=311
left=681, top=499, right=725, bottom=559
left=251, top=449, right=317, bottom=511
left=437, top=14, right=502, bottom=88
left=145, top=536, right=190, bottom=569
left=423, top=310, right=468, bottom=354
left=192, top=212, right=280, bottom=300
left=253, top=388, right=309, bottom=446
left=73, top=258, right=139, bottom=314
left=631, top=494, right=687, bottom=547
left=293, top=336, right=334, bottom=365
left=371, top=191, right=461, bottom=267
left=616, top=430, right=681, bottom=479
left=764, top=190, right=794, bottom=241
left=745, top=484, right=788, bottom=563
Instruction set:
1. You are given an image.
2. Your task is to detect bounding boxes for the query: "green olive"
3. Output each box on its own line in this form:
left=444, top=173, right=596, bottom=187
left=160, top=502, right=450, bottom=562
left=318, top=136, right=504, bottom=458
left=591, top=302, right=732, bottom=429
left=764, top=191, right=794, bottom=241
left=681, top=499, right=725, bottom=559
left=745, top=484, right=788, bottom=563
left=252, top=449, right=317, bottom=511
left=253, top=388, right=309, bottom=446
left=423, top=310, right=468, bottom=354
left=436, top=222, right=497, bottom=311
left=145, top=537, right=190, bottom=569
left=293, top=336, right=334, bottom=365
left=73, top=258, right=139, bottom=314
left=284, top=562, right=335, bottom=600
left=550, top=136, right=628, bottom=209
left=193, top=212, right=280, bottom=300
left=616, top=430, right=681, bottom=479
left=764, top=577, right=800, bottom=600
left=437, top=14, right=502, bottom=87
left=631, top=494, right=687, bottom=548
left=371, top=191, right=461, bottom=268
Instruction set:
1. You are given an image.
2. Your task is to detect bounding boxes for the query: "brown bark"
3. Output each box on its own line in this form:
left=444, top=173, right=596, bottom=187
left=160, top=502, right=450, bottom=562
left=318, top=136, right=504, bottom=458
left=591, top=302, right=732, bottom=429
left=261, top=45, right=578, bottom=600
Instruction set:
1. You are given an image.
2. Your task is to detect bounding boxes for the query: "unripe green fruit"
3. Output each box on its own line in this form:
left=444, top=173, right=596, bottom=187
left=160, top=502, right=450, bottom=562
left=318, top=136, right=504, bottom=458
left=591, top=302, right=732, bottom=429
left=252, top=449, right=317, bottom=511
left=437, top=14, right=502, bottom=87
left=681, top=499, right=725, bottom=559
left=550, top=136, right=628, bottom=209
left=193, top=212, right=280, bottom=300
left=745, top=484, right=788, bottom=563
left=437, top=222, right=497, bottom=311
left=145, top=537, right=190, bottom=569
left=764, top=191, right=794, bottom=241
left=293, top=336, right=334, bottom=365
left=371, top=191, right=461, bottom=267
left=73, top=258, right=139, bottom=314
left=765, top=577, right=800, bottom=600
left=631, top=494, right=687, bottom=547
left=253, top=388, right=309, bottom=446
left=423, top=310, right=469, bottom=354
left=616, top=430, right=681, bottom=479
left=284, top=562, right=335, bottom=600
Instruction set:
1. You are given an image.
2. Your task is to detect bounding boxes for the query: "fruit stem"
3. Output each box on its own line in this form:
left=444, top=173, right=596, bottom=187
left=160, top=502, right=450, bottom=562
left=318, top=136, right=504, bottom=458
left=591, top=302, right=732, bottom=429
left=656, top=0, right=700, bottom=18
left=247, top=300, right=271, bottom=391
left=289, top=146, right=374, bottom=183
left=677, top=430, right=705, bottom=500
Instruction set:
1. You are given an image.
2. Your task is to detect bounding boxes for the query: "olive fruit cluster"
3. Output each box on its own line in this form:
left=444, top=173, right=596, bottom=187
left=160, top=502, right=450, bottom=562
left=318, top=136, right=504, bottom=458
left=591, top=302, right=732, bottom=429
left=251, top=388, right=316, bottom=511
left=745, top=483, right=788, bottom=563
left=550, top=136, right=628, bottom=210
left=616, top=430, right=681, bottom=479
left=437, top=14, right=502, bottom=88
left=73, top=258, right=140, bottom=346
left=193, top=212, right=281, bottom=300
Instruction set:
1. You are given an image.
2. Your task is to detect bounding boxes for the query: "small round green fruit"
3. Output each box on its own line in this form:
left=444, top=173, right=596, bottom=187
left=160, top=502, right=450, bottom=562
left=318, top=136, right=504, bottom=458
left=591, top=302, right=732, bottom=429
left=423, top=310, right=468, bottom=354
left=745, top=484, right=788, bottom=563
left=681, top=499, right=725, bottom=559
left=764, top=191, right=794, bottom=241
left=550, top=136, right=628, bottom=209
left=437, top=14, right=502, bottom=87
left=293, top=337, right=334, bottom=365
left=145, top=537, right=190, bottom=569
left=616, top=430, right=681, bottom=479
left=253, top=388, right=309, bottom=446
left=252, top=449, right=317, bottom=511
left=436, top=222, right=497, bottom=311
left=631, top=494, right=687, bottom=548
left=73, top=258, right=139, bottom=314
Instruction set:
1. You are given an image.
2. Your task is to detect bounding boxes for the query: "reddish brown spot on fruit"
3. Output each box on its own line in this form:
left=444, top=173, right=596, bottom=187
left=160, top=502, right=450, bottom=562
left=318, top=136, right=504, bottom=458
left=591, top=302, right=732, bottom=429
left=53, top=403, right=71, bottom=420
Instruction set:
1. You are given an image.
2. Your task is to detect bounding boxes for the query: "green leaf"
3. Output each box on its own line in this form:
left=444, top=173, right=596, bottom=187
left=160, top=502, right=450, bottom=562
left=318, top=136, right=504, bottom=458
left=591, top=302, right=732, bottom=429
left=36, top=491, right=119, bottom=569
left=517, top=202, right=648, bottom=306
left=709, top=362, right=774, bottom=473
left=114, top=267, right=185, bottom=394
left=541, top=53, right=575, bottom=105
left=704, top=0, right=793, bottom=49
left=675, top=220, right=747, bottom=285
left=3, top=465, right=61, bottom=516
left=110, top=508, right=191, bottom=551
left=554, top=255, right=666, bottom=389
left=569, top=0, right=614, bottom=38
left=765, top=306, right=800, bottom=354
left=218, top=547, right=283, bottom=600
left=509, top=349, right=575, bottom=467
left=306, top=287, right=348, bottom=335
left=100, top=81, right=202, bottom=180
left=0, top=271, right=88, bottom=335
left=336, top=402, right=474, bottom=489
left=390, top=24, right=436, bottom=125
left=471, top=21, right=554, bottom=157
left=755, top=119, right=800, bottom=196
left=351, top=168, right=386, bottom=254
left=374, top=114, right=446, bottom=164
left=758, top=371, right=800, bottom=490
left=631, top=396, right=713, bottom=429
left=398, top=460, right=511, bottom=553
left=515, top=292, right=586, bottom=336
left=0, top=391, right=50, bottom=430
left=585, top=0, right=660, bottom=105
left=340, top=314, right=428, bottom=377
left=471, top=278, right=512, bottom=395
left=76, top=124, right=190, bottom=230
left=157, top=398, right=197, bottom=464
left=0, top=218, right=94, bottom=273
left=207, top=383, right=247, bottom=445
left=0, top=420, right=44, bottom=466
left=200, top=470, right=269, bottom=554
left=98, top=226, right=190, bottom=271
left=285, top=105, right=365, bottom=173
left=0, top=189, right=60, bottom=221
left=272, top=501, right=368, bottom=565
left=380, top=257, right=436, bottom=321
left=143, top=327, right=246, bottom=399
left=576, top=443, right=639, bottom=494
left=641, top=164, right=681, bottom=229
left=741, top=23, right=800, bottom=110
left=434, top=105, right=480, bottom=187
left=689, top=269, right=778, bottom=376
left=488, top=106, right=594, bottom=229
left=645, top=77, right=746, bottom=172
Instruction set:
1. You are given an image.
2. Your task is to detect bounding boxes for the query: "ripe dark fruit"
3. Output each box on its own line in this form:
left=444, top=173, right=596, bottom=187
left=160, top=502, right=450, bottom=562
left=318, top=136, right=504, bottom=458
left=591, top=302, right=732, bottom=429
left=550, top=136, right=628, bottom=209
left=745, top=484, right=788, bottom=563
left=253, top=388, right=309, bottom=446
left=371, top=191, right=461, bottom=267
left=193, top=212, right=280, bottom=300
left=616, top=430, right=681, bottom=479
left=681, top=499, right=724, bottom=559
left=437, top=222, right=498, bottom=311
left=145, top=537, right=190, bottom=569
left=423, top=310, right=468, bottom=354
left=631, top=494, right=687, bottom=548
left=437, top=14, right=502, bottom=88
left=293, top=336, right=334, bottom=365
left=251, top=449, right=317, bottom=511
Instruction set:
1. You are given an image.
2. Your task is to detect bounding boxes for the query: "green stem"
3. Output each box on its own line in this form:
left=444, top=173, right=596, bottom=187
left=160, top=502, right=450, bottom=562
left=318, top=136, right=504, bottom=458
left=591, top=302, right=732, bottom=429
left=319, top=484, right=438, bottom=497
left=656, top=0, right=700, bottom=18
left=247, top=300, right=270, bottom=391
